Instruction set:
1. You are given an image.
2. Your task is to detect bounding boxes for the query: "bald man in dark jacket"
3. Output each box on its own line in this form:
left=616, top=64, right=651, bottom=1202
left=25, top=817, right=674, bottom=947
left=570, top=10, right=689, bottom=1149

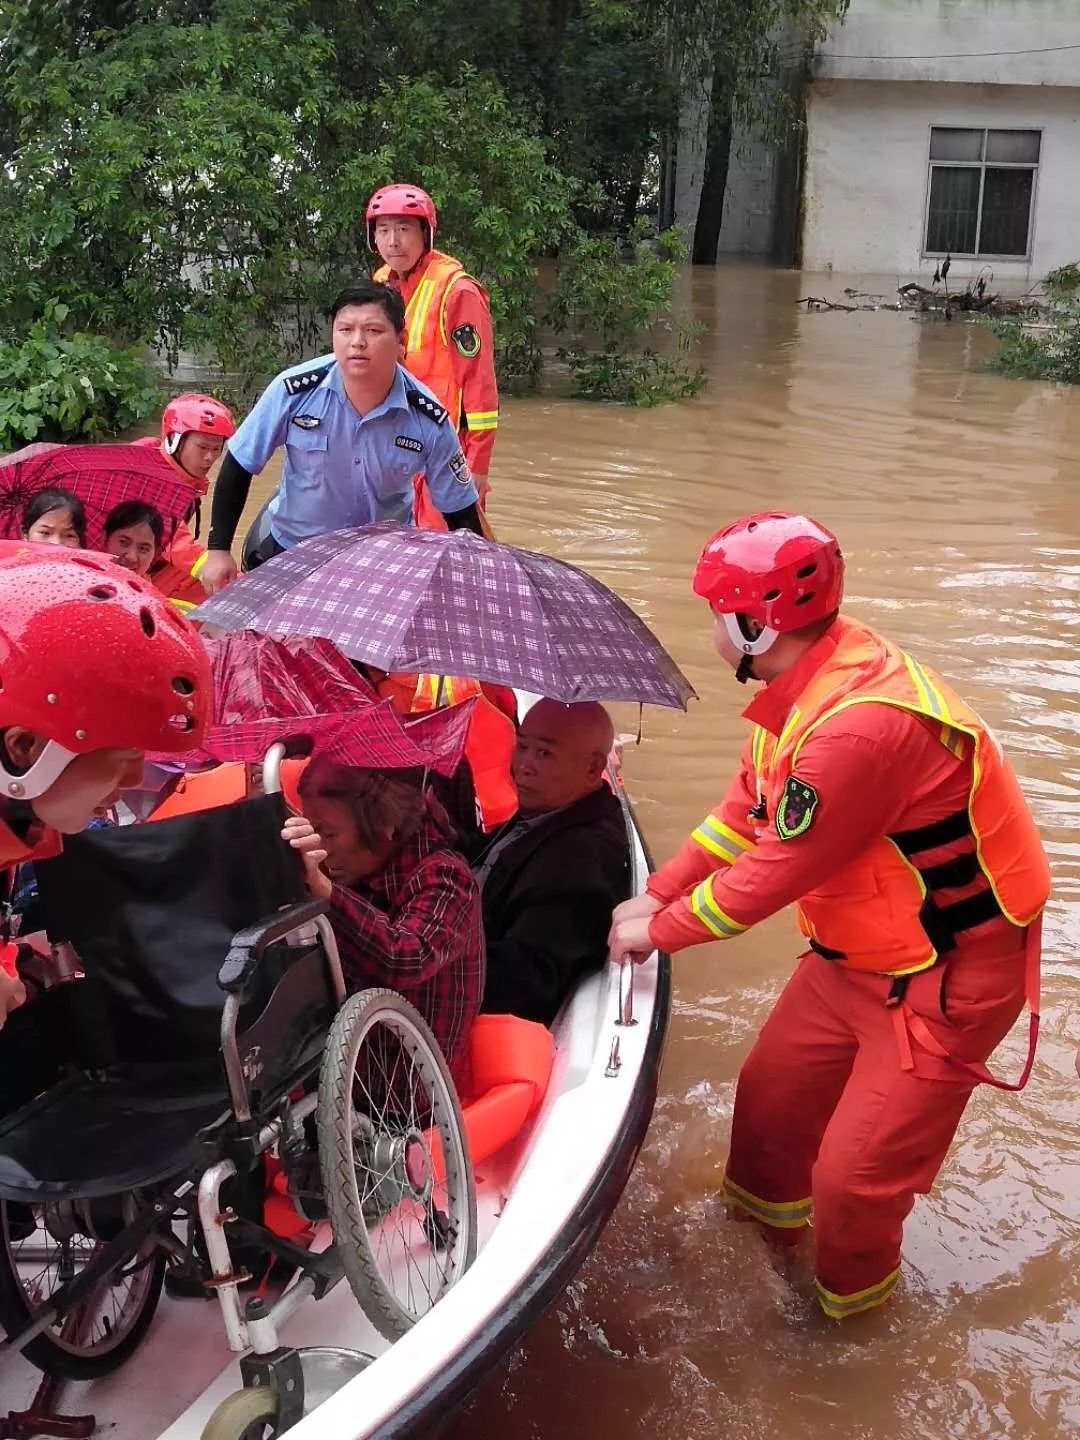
left=476, top=701, right=630, bottom=1025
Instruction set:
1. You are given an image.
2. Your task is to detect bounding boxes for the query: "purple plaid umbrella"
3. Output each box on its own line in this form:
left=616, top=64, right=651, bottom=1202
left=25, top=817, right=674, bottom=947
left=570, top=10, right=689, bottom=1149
left=193, top=524, right=696, bottom=709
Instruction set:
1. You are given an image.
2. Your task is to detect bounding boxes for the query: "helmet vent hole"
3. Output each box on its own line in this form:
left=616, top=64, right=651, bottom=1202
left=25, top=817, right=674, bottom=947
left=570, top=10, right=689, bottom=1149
left=168, top=714, right=196, bottom=733
left=794, top=593, right=815, bottom=607
left=763, top=588, right=781, bottom=602
left=796, top=563, right=818, bottom=579
left=87, top=584, right=117, bottom=601
left=139, top=607, right=156, bottom=638
left=172, top=676, right=195, bottom=696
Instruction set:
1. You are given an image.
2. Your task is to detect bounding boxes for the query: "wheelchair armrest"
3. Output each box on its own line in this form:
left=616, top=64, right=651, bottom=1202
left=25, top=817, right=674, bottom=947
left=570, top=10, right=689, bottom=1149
left=218, top=898, right=330, bottom=995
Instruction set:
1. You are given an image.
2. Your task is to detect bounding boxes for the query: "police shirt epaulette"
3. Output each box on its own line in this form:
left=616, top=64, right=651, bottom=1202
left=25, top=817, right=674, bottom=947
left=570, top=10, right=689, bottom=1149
left=283, top=362, right=333, bottom=396
left=407, top=388, right=449, bottom=425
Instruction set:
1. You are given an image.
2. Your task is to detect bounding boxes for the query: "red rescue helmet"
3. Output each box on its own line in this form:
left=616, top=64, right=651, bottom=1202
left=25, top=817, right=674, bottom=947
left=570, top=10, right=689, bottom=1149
left=162, top=393, right=236, bottom=455
left=693, top=512, right=843, bottom=659
left=365, top=184, right=438, bottom=251
left=0, top=546, right=210, bottom=800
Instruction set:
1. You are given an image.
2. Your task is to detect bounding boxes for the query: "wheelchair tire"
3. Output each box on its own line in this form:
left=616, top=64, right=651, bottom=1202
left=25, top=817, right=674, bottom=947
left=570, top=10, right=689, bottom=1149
left=0, top=1200, right=166, bottom=1380
left=317, top=988, right=477, bottom=1341
left=200, top=1385, right=279, bottom=1440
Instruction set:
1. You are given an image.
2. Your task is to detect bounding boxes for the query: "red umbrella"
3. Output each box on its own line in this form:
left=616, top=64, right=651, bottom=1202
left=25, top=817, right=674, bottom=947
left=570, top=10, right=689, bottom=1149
left=0, top=443, right=200, bottom=548
left=150, top=632, right=472, bottom=777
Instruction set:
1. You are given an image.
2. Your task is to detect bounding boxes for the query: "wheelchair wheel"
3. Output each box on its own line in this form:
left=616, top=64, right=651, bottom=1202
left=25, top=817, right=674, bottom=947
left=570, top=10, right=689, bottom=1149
left=0, top=1198, right=165, bottom=1379
left=318, top=989, right=477, bottom=1341
left=200, top=1385, right=279, bottom=1440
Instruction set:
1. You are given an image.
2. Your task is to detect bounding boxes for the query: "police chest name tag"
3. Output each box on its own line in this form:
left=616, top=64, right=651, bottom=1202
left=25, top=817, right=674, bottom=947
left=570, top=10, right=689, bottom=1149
left=395, top=435, right=423, bottom=453
left=776, top=776, right=819, bottom=841
left=291, top=415, right=320, bottom=430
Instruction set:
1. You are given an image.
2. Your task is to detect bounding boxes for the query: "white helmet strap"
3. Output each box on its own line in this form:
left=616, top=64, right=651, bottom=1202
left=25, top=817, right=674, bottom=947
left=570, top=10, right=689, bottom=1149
left=0, top=739, right=79, bottom=802
left=721, top=612, right=780, bottom=657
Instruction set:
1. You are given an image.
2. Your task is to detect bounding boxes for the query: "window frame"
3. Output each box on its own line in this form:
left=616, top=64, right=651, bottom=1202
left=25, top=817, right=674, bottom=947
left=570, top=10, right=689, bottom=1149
left=922, top=125, right=1041, bottom=262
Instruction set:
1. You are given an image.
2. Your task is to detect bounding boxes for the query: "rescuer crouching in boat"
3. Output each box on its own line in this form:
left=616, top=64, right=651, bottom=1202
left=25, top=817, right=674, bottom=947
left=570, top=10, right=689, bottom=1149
left=475, top=700, right=630, bottom=1026
left=608, top=511, right=1051, bottom=1321
left=282, top=757, right=483, bottom=1086
left=0, top=542, right=210, bottom=1031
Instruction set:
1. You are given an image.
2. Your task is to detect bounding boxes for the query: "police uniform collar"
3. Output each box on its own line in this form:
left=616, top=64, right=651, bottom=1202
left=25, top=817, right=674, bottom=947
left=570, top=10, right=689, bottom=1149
left=741, top=618, right=846, bottom=735
left=329, top=361, right=411, bottom=418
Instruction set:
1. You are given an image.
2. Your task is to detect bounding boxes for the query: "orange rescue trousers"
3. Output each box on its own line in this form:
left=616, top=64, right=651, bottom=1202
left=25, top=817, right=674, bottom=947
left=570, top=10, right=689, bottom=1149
left=723, top=939, right=1030, bottom=1319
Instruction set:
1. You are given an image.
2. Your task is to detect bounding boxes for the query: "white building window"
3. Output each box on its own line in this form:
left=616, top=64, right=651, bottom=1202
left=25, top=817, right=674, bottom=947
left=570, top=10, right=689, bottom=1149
left=925, top=128, right=1040, bottom=259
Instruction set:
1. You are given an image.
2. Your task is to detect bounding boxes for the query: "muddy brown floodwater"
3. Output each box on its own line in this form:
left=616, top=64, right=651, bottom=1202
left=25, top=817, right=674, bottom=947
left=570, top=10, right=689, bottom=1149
left=246, top=264, right=1079, bottom=1440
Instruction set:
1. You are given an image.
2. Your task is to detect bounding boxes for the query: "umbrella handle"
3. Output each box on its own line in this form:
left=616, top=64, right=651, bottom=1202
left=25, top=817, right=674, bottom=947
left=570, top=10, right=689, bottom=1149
left=262, top=743, right=287, bottom=796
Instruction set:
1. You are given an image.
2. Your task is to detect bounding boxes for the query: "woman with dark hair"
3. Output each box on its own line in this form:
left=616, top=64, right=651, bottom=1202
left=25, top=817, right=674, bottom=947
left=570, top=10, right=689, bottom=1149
left=21, top=488, right=86, bottom=548
left=102, top=500, right=164, bottom=577
left=282, top=760, right=483, bottom=1083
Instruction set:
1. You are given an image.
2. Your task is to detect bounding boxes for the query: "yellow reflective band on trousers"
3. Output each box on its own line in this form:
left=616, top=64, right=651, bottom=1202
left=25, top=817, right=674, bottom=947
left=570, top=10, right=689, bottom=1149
left=816, top=1267, right=900, bottom=1319
left=464, top=410, right=499, bottom=432
left=689, top=877, right=748, bottom=940
left=691, top=816, right=755, bottom=865
left=723, top=1175, right=812, bottom=1229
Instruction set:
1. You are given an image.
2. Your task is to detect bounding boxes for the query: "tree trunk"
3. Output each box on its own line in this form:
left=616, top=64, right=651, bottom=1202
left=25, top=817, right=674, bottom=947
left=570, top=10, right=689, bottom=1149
left=691, top=82, right=732, bottom=266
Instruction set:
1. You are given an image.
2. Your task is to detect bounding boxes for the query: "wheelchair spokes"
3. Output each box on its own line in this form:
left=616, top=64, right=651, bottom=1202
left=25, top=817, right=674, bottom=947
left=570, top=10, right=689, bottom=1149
left=318, top=989, right=477, bottom=1341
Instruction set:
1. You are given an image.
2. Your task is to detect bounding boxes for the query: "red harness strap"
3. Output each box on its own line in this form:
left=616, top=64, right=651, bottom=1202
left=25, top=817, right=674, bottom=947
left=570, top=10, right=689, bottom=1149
left=890, top=916, right=1042, bottom=1092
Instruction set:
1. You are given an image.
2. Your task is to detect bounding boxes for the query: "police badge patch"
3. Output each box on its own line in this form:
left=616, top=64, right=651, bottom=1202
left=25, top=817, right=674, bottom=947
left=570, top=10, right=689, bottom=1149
left=776, top=776, right=819, bottom=841
left=449, top=449, right=472, bottom=484
left=451, top=323, right=481, bottom=359
left=291, top=415, right=321, bottom=430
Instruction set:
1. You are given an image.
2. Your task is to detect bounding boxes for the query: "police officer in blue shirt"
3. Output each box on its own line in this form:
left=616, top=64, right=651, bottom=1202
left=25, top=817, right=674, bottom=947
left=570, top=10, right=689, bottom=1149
left=201, top=279, right=485, bottom=591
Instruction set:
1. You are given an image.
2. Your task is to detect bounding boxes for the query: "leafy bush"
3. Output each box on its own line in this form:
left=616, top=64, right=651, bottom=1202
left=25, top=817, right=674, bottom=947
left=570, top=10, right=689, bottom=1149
left=0, top=307, right=161, bottom=451
left=548, top=223, right=706, bottom=404
left=985, top=302, right=1080, bottom=385
left=985, top=262, right=1080, bottom=385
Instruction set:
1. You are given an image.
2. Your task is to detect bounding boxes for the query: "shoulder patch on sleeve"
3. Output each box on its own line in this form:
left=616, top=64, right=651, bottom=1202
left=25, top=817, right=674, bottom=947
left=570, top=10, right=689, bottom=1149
left=407, top=388, right=449, bottom=426
left=451, top=322, right=482, bottom=359
left=283, top=362, right=333, bottom=396
left=776, top=776, right=819, bottom=841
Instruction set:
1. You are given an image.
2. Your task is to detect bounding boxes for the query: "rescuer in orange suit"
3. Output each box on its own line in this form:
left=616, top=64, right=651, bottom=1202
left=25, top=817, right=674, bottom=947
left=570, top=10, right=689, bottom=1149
left=367, top=183, right=499, bottom=506
left=133, top=393, right=237, bottom=611
left=0, top=541, right=210, bottom=1030
left=608, top=512, right=1051, bottom=1320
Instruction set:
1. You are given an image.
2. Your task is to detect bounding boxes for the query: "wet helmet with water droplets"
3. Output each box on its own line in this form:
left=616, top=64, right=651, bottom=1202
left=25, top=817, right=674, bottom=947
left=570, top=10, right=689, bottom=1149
left=0, top=543, right=210, bottom=799
left=365, top=184, right=437, bottom=250
left=693, top=512, right=843, bottom=662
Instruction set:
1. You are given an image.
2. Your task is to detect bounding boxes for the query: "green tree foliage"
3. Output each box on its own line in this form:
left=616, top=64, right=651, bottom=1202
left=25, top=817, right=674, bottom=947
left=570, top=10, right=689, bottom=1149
left=985, top=265, right=1080, bottom=386
left=0, top=0, right=843, bottom=417
left=0, top=306, right=160, bottom=450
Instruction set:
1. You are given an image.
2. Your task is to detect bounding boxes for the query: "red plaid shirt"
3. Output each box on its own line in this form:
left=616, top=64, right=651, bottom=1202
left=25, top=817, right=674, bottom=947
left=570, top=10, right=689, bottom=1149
left=327, top=816, right=484, bottom=1084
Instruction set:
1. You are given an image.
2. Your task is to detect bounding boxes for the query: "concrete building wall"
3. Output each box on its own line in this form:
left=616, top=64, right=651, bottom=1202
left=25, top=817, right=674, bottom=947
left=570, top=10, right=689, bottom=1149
left=801, top=80, right=1080, bottom=280
left=814, top=0, right=1080, bottom=87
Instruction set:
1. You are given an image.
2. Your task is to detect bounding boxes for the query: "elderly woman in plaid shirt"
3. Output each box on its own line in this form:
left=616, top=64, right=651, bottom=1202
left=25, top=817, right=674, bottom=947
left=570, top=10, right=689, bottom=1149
left=282, top=759, right=483, bottom=1084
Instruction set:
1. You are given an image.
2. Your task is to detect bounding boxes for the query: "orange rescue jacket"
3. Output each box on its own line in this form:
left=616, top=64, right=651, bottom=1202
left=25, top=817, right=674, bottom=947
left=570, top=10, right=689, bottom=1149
left=375, top=673, right=517, bottom=832
left=375, top=250, right=499, bottom=482
left=749, top=617, right=1050, bottom=975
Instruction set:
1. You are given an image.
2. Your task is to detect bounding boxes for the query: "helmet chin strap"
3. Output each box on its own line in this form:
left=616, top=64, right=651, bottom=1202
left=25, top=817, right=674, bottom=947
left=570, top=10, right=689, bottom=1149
left=721, top=612, right=779, bottom=685
left=0, top=739, right=78, bottom=801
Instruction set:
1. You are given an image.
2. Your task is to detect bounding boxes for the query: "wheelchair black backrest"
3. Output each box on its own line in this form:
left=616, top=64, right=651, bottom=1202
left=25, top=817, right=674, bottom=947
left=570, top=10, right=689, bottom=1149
left=35, top=794, right=307, bottom=1067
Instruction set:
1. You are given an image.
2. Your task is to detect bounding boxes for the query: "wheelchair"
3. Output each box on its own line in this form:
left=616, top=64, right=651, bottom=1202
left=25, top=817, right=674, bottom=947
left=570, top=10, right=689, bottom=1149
left=0, top=745, right=476, bottom=1437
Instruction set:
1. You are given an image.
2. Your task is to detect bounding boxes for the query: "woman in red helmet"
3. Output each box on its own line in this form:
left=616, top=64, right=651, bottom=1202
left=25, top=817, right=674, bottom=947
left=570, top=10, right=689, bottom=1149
left=609, top=511, right=1049, bottom=1323
left=0, top=541, right=210, bottom=1027
left=366, top=184, right=499, bottom=510
left=134, top=393, right=237, bottom=611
